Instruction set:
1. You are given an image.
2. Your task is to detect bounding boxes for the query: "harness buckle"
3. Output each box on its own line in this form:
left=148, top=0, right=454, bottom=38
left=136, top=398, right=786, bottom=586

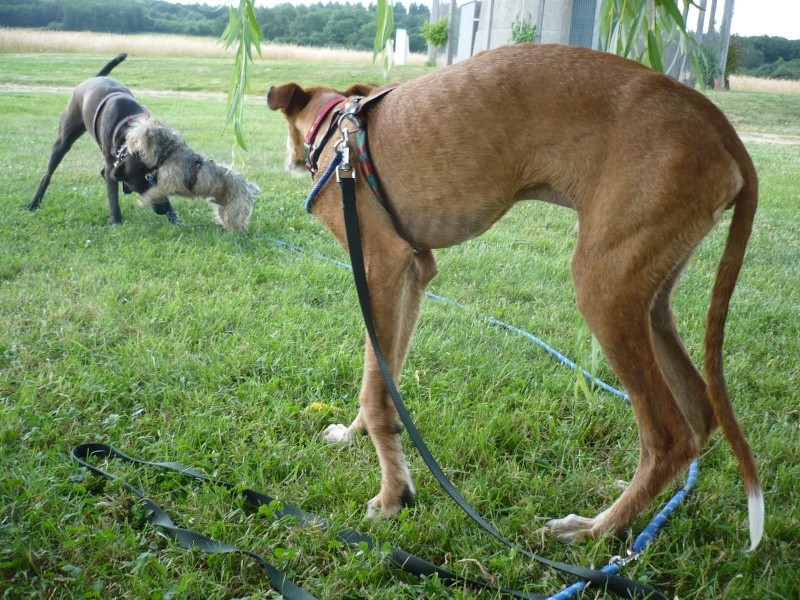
left=335, top=126, right=355, bottom=182
left=113, top=145, right=130, bottom=169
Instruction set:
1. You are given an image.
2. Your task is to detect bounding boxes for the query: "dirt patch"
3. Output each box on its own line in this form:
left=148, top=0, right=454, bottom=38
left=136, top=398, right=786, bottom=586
left=5, top=83, right=800, bottom=146
left=739, top=132, right=800, bottom=146
left=0, top=83, right=229, bottom=101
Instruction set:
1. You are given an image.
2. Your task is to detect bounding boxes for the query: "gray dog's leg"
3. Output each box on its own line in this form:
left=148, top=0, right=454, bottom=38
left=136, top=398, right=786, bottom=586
left=102, top=159, right=123, bottom=224
left=29, top=103, right=86, bottom=212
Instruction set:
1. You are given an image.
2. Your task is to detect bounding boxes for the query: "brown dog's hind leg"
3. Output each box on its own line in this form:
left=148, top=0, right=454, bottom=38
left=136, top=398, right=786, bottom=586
left=548, top=218, right=709, bottom=542
left=650, top=259, right=717, bottom=443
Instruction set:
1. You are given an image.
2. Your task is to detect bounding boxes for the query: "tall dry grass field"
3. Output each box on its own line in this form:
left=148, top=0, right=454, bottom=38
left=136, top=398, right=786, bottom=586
left=729, top=74, right=800, bottom=94
left=0, top=27, right=426, bottom=64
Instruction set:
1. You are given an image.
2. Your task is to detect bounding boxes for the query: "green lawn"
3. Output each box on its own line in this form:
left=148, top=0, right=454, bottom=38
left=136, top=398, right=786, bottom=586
left=1, top=51, right=798, bottom=599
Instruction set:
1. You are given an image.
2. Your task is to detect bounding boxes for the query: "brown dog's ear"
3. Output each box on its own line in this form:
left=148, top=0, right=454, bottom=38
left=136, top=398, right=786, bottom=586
left=341, top=83, right=380, bottom=98
left=267, top=83, right=311, bottom=113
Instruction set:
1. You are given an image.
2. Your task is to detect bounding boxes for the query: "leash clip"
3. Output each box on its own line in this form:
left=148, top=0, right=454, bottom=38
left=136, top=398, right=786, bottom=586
left=334, top=128, right=355, bottom=182
left=609, top=549, right=641, bottom=568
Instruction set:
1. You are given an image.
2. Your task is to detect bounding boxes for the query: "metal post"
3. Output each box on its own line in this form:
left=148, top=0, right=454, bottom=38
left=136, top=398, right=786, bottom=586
left=484, top=0, right=495, bottom=50
left=447, top=0, right=457, bottom=65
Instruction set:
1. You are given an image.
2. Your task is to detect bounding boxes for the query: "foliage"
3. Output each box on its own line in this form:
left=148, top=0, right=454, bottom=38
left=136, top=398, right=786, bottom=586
left=420, top=18, right=449, bottom=50
left=511, top=14, right=537, bottom=44
left=373, top=0, right=394, bottom=79
left=0, top=0, right=228, bottom=36
left=598, top=0, right=703, bottom=82
left=699, top=38, right=723, bottom=87
left=0, top=0, right=430, bottom=54
left=219, top=0, right=263, bottom=159
left=747, top=57, right=800, bottom=80
left=734, top=35, right=800, bottom=79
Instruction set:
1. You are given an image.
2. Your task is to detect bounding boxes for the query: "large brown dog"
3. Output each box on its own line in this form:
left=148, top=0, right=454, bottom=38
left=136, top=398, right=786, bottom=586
left=268, top=44, right=763, bottom=549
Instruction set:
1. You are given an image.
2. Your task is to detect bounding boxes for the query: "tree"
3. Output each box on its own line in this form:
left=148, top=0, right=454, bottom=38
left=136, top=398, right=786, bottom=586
left=420, top=17, right=449, bottom=60
left=222, top=0, right=394, bottom=157
left=219, top=0, right=263, bottom=160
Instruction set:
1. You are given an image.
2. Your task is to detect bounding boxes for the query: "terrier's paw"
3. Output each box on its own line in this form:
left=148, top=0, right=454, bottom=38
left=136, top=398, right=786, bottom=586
left=545, top=514, right=596, bottom=543
left=322, top=423, right=355, bottom=444
left=365, top=485, right=415, bottom=520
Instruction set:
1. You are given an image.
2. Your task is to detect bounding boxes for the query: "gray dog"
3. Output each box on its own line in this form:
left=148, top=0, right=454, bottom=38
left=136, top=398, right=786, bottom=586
left=121, top=117, right=260, bottom=232
left=28, top=53, right=177, bottom=225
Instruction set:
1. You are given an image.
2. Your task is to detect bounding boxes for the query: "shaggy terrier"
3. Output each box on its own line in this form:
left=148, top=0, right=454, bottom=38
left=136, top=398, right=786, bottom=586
left=123, top=117, right=259, bottom=232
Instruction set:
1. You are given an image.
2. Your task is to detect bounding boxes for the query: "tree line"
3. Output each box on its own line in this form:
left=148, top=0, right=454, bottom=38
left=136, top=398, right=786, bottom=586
left=1, top=0, right=798, bottom=78
left=733, top=35, right=800, bottom=79
left=0, top=0, right=430, bottom=53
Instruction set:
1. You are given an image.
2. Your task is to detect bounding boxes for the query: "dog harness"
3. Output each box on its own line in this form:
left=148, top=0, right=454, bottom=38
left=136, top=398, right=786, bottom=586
left=304, top=96, right=346, bottom=175
left=304, top=87, right=395, bottom=214
left=91, top=91, right=149, bottom=149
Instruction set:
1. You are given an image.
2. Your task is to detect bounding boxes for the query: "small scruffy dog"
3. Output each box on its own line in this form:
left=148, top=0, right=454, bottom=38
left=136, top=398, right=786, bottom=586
left=122, top=117, right=260, bottom=232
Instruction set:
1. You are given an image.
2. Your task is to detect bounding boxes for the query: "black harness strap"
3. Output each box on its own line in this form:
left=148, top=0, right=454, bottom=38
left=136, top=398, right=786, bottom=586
left=91, top=91, right=129, bottom=143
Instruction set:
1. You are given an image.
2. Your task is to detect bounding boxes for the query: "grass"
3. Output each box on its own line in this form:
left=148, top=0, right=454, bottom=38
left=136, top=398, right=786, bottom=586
left=1, top=36, right=799, bottom=599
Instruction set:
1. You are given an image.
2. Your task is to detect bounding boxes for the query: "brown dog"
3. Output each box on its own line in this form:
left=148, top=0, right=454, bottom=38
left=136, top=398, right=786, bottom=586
left=268, top=43, right=763, bottom=549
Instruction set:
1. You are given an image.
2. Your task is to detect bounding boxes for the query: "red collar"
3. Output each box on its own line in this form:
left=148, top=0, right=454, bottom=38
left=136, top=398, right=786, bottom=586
left=304, top=96, right=344, bottom=174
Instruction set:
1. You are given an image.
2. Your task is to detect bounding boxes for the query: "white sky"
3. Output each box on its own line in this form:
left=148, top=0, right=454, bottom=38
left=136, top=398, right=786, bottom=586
left=163, top=0, right=800, bottom=40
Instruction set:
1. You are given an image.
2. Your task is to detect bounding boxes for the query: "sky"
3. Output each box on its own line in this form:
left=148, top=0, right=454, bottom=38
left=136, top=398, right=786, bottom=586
left=162, top=0, right=800, bottom=40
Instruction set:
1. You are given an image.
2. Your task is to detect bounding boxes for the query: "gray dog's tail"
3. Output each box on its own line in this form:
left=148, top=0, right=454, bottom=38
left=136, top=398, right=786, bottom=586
left=96, top=53, right=128, bottom=77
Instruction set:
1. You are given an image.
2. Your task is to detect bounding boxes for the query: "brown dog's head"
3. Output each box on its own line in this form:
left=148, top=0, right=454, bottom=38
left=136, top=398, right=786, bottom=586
left=267, top=82, right=380, bottom=175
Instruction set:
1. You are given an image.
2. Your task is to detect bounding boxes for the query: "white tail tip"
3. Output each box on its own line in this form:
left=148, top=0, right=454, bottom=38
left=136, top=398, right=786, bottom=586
left=747, top=487, right=764, bottom=551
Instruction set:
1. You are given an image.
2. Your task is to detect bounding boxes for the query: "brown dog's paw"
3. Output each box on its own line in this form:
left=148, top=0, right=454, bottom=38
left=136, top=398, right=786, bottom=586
left=365, top=485, right=415, bottom=520
left=545, top=514, right=596, bottom=543
left=322, top=423, right=355, bottom=444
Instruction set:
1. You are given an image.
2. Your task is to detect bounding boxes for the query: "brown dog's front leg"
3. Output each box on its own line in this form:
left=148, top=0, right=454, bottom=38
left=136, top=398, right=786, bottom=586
left=360, top=248, right=438, bottom=518
left=322, top=229, right=438, bottom=518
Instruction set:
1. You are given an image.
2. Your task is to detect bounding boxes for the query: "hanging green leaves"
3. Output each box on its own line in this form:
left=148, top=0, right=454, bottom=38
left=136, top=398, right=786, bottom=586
left=220, top=0, right=264, bottom=160
left=374, top=0, right=395, bottom=79
left=599, top=0, right=704, bottom=84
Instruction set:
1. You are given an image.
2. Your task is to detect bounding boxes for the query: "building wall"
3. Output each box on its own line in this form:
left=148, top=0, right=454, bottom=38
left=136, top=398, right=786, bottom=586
left=468, top=0, right=599, bottom=57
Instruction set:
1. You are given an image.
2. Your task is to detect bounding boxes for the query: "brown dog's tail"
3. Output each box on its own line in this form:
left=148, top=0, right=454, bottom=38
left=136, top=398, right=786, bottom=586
left=704, top=150, right=763, bottom=551
left=95, top=53, right=128, bottom=77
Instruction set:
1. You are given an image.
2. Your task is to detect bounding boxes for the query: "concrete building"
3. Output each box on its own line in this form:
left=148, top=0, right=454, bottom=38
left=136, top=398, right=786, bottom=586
left=441, top=0, right=603, bottom=64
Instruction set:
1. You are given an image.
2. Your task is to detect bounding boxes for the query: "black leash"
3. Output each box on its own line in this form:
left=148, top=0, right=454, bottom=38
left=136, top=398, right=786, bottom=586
left=72, top=443, right=315, bottom=600
left=333, top=124, right=668, bottom=600
left=71, top=443, right=549, bottom=599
